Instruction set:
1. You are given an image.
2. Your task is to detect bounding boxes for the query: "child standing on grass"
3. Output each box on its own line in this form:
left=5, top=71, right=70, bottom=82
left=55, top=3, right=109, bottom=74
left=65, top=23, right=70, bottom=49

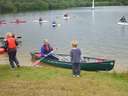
left=70, top=40, right=81, bottom=77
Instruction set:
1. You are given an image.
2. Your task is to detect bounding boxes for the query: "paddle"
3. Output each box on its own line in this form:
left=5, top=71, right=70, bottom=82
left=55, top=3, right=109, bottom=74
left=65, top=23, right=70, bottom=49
left=33, top=50, right=54, bottom=66
left=0, top=36, right=22, bottom=40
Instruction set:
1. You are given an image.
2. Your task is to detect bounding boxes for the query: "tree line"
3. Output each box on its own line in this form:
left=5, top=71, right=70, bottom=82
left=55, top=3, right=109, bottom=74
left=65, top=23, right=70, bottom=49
left=0, top=0, right=128, bottom=13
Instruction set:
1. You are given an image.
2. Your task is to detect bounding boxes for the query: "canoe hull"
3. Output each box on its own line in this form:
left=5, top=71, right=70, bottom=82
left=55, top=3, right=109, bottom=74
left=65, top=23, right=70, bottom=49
left=31, top=51, right=115, bottom=71
left=41, top=59, right=114, bottom=71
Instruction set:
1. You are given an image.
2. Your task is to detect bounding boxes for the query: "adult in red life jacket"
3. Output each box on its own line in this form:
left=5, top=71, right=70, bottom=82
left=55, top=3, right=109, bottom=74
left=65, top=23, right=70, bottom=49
left=6, top=32, right=20, bottom=69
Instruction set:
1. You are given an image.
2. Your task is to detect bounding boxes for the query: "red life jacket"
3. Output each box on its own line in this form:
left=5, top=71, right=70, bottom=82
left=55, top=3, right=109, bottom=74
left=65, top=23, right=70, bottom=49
left=7, top=37, right=16, bottom=48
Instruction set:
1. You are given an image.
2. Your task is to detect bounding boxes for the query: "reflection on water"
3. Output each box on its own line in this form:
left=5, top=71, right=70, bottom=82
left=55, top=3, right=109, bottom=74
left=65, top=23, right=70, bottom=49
left=91, top=9, right=95, bottom=25
left=120, top=25, right=127, bottom=34
left=0, top=6, right=128, bottom=72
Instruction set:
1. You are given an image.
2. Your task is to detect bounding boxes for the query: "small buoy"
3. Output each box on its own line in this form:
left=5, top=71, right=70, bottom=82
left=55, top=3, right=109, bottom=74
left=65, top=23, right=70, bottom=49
left=0, top=48, right=5, bottom=54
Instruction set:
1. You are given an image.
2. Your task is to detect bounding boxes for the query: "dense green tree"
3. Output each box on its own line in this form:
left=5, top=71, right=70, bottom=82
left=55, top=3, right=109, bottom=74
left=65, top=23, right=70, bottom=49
left=0, top=0, right=127, bottom=14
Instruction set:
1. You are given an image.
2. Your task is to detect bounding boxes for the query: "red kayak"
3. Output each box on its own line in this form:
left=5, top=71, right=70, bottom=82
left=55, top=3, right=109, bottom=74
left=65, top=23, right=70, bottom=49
left=0, top=22, right=7, bottom=24
left=0, top=48, right=5, bottom=54
left=0, top=20, right=7, bottom=24
left=10, top=19, right=26, bottom=24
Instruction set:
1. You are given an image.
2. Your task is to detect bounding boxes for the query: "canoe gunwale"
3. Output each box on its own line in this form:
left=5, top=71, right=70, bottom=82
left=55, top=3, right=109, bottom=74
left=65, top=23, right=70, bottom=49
left=56, top=53, right=114, bottom=62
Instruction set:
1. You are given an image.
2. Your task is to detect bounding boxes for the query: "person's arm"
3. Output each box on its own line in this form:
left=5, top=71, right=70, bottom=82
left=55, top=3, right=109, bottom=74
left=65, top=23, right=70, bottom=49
left=70, top=49, right=74, bottom=63
left=79, top=49, right=81, bottom=56
left=15, top=40, right=18, bottom=46
left=40, top=47, right=45, bottom=57
left=79, top=49, right=82, bottom=61
left=50, top=46, right=53, bottom=51
left=48, top=44, right=53, bottom=51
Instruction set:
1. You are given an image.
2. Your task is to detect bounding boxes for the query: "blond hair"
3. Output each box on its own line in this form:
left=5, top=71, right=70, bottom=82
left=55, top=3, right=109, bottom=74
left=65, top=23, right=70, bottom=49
left=71, top=40, right=78, bottom=48
left=6, top=32, right=13, bottom=38
left=44, top=39, right=48, bottom=42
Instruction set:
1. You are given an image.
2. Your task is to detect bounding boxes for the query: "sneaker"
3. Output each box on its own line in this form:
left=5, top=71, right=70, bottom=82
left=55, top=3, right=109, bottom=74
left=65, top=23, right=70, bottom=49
left=72, top=75, right=75, bottom=77
left=17, top=64, right=20, bottom=68
left=76, top=75, right=80, bottom=77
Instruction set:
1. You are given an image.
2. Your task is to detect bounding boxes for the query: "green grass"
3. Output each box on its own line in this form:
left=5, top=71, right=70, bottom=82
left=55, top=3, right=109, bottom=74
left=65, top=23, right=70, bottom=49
left=0, top=64, right=128, bottom=96
left=0, top=64, right=69, bottom=80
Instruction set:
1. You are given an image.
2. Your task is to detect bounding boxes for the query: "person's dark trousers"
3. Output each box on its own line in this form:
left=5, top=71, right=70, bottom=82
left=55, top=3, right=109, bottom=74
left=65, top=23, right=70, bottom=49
left=8, top=48, right=19, bottom=68
left=72, top=63, right=80, bottom=76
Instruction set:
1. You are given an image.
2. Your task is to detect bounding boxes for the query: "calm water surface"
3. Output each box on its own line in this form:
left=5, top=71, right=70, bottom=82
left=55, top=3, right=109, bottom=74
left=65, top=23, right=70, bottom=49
left=0, top=6, right=128, bottom=71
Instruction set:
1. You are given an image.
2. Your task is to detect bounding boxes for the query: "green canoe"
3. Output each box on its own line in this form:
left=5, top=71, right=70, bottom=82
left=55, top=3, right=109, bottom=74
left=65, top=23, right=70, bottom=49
left=31, top=51, right=115, bottom=71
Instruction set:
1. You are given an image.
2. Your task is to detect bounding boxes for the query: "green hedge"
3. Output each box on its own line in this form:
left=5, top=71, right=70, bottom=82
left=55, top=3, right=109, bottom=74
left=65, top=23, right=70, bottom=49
left=0, top=0, right=128, bottom=13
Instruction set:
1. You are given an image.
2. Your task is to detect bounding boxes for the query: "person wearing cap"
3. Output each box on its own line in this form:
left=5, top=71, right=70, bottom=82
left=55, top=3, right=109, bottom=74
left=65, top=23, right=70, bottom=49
left=5, top=32, right=20, bottom=69
left=70, top=40, right=81, bottom=77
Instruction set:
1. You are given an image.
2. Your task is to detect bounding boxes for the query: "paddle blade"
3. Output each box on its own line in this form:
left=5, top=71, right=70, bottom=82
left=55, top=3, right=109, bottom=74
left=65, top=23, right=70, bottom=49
left=33, top=60, right=41, bottom=65
left=17, top=36, right=22, bottom=39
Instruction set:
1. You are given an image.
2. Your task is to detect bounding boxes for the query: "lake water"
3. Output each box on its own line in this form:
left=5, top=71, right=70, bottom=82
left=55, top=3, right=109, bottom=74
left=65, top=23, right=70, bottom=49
left=0, top=6, right=128, bottom=72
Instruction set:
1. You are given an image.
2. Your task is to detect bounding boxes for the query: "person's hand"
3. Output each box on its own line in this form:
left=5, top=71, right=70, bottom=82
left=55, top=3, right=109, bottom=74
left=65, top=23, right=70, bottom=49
left=54, top=48, right=58, bottom=50
left=4, top=38, right=7, bottom=41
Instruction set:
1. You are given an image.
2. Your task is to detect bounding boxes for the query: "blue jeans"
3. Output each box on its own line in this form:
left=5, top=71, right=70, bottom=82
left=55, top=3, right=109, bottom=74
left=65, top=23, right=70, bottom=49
left=72, top=63, right=80, bottom=75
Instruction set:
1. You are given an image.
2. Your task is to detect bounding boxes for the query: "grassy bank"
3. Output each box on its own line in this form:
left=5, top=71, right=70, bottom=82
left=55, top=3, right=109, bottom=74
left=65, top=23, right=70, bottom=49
left=0, top=64, right=128, bottom=96
left=0, top=0, right=128, bottom=14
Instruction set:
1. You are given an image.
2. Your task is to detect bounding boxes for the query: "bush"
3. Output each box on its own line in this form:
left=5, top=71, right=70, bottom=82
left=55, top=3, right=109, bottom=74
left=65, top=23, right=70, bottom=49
left=0, top=1, right=17, bottom=13
left=0, top=0, right=128, bottom=13
left=14, top=1, right=48, bottom=12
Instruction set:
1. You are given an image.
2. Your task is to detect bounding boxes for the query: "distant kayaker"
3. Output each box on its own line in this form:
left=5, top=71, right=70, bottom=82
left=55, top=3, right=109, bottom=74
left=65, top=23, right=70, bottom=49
left=39, top=17, right=43, bottom=22
left=0, top=20, right=6, bottom=24
left=5, top=32, right=20, bottom=69
left=63, top=13, right=70, bottom=20
left=40, top=39, right=58, bottom=60
left=52, top=21, right=57, bottom=27
left=120, top=16, right=127, bottom=22
left=0, top=20, right=2, bottom=24
left=70, top=40, right=81, bottom=77
left=16, top=19, right=20, bottom=23
left=64, top=13, right=68, bottom=17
